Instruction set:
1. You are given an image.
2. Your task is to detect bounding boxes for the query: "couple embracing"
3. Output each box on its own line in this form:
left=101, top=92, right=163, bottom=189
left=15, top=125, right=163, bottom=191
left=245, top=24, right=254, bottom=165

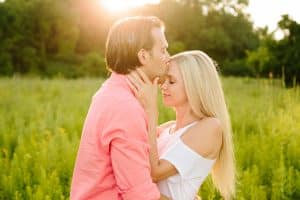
left=70, top=16, right=235, bottom=200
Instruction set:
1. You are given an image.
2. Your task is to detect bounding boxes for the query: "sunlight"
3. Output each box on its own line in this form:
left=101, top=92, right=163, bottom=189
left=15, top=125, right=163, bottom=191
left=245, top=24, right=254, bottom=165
left=247, top=0, right=300, bottom=32
left=99, top=0, right=160, bottom=12
left=274, top=29, right=285, bottom=40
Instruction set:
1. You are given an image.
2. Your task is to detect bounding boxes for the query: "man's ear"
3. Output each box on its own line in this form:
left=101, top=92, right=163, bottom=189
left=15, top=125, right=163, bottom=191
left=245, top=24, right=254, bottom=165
left=137, top=49, right=150, bottom=66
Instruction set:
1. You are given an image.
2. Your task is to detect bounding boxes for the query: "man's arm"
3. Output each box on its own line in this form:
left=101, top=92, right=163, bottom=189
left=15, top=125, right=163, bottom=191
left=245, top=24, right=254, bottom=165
left=108, top=102, right=160, bottom=200
left=110, top=135, right=160, bottom=200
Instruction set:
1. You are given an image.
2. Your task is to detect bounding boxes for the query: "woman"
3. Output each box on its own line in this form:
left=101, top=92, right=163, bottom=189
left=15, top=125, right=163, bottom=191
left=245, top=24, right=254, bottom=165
left=127, top=50, right=235, bottom=200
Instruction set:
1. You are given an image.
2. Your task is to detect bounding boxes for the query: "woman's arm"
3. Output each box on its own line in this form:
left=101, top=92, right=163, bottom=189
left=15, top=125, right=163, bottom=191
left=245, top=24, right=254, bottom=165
left=147, top=110, right=178, bottom=182
left=127, top=69, right=179, bottom=182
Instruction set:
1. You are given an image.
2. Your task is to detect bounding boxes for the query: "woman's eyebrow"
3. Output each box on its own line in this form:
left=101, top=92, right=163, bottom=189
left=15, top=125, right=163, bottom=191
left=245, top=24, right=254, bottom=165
left=165, top=74, right=171, bottom=79
left=167, top=74, right=176, bottom=81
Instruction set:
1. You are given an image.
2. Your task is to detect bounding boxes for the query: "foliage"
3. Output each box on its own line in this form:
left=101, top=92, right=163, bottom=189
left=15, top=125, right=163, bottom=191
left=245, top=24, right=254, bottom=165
left=221, top=59, right=254, bottom=76
left=245, top=15, right=300, bottom=87
left=0, top=0, right=299, bottom=85
left=0, top=77, right=299, bottom=199
left=0, top=0, right=259, bottom=78
left=273, top=15, right=300, bottom=87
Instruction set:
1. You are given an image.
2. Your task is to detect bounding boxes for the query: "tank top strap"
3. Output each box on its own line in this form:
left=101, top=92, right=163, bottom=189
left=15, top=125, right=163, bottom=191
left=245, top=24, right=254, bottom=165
left=177, top=121, right=198, bottom=137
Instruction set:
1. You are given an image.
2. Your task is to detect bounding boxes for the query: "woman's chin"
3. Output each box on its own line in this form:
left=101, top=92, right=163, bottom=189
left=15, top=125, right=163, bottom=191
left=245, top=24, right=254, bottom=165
left=162, top=100, right=172, bottom=107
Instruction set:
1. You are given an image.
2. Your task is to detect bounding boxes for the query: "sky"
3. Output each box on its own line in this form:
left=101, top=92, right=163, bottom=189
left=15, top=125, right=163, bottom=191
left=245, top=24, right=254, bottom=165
left=246, top=0, right=300, bottom=31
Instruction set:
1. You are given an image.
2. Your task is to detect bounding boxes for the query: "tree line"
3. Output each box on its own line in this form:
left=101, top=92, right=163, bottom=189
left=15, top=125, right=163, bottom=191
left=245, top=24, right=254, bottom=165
left=0, top=0, right=299, bottom=86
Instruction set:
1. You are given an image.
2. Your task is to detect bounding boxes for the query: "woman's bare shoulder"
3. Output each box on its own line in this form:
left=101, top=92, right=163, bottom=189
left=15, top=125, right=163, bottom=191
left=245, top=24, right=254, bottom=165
left=181, top=117, right=223, bottom=159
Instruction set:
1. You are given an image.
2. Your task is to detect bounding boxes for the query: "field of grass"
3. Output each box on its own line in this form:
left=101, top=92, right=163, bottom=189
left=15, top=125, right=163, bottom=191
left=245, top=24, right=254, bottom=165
left=0, top=77, right=299, bottom=199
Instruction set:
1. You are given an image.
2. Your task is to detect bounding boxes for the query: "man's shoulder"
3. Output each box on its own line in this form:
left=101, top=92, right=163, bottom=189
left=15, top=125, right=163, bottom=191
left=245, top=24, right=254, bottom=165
left=91, top=84, right=148, bottom=136
left=93, top=85, right=143, bottom=114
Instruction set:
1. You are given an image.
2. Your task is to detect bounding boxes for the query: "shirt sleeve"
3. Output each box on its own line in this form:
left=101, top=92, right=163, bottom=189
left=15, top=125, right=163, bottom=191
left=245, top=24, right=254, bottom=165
left=108, top=101, right=160, bottom=200
left=160, top=139, right=214, bottom=179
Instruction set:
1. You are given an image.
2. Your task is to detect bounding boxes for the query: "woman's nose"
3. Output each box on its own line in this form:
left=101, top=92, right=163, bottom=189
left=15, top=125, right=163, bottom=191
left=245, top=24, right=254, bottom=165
left=160, top=81, right=168, bottom=90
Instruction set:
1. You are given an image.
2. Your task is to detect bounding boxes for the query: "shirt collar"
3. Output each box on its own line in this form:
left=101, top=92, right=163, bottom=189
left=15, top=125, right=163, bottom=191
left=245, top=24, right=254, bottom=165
left=110, top=72, right=134, bottom=94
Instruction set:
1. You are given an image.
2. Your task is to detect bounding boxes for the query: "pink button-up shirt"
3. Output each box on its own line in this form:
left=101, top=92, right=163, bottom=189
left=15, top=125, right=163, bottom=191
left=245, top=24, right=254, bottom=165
left=70, top=73, right=160, bottom=200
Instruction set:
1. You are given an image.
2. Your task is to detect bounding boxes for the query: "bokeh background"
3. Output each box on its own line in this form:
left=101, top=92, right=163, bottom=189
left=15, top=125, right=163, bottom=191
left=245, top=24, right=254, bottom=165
left=0, top=0, right=299, bottom=199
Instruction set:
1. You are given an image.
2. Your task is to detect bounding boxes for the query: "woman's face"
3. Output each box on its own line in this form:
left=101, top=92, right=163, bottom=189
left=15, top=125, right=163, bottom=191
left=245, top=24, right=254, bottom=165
left=160, top=61, right=188, bottom=107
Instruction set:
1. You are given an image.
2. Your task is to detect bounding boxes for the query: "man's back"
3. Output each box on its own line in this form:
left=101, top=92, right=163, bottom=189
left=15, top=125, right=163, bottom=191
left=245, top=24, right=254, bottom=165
left=70, top=73, right=160, bottom=200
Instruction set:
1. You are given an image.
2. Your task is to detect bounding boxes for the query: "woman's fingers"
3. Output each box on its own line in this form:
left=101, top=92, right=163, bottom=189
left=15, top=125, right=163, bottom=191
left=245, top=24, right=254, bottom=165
left=136, top=68, right=151, bottom=84
left=153, top=77, right=159, bottom=86
left=128, top=73, right=141, bottom=89
left=126, top=76, right=139, bottom=95
left=129, top=71, right=145, bottom=87
left=127, top=75, right=137, bottom=87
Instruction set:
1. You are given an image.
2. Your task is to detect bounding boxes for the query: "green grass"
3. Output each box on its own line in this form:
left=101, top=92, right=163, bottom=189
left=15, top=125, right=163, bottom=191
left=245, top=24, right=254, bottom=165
left=0, top=77, right=299, bottom=199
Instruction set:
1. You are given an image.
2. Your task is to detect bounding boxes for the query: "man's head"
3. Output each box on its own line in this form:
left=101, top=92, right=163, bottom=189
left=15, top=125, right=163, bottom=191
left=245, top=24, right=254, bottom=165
left=105, top=16, right=170, bottom=80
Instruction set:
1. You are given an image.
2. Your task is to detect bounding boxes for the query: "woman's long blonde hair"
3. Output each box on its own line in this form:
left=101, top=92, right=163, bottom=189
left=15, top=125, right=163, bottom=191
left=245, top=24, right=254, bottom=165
left=171, top=50, right=235, bottom=200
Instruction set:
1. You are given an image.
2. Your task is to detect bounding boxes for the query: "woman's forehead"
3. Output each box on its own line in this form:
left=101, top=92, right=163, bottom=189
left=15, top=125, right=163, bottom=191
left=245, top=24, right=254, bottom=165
left=167, top=62, right=180, bottom=76
left=157, top=61, right=179, bottom=83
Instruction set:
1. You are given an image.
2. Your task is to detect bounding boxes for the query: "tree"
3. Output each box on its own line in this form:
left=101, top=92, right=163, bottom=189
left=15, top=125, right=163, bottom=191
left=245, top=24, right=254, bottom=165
left=267, top=15, right=300, bottom=86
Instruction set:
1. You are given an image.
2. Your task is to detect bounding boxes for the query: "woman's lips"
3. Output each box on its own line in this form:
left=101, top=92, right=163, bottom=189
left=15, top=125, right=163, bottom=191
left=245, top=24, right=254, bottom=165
left=162, top=93, right=170, bottom=97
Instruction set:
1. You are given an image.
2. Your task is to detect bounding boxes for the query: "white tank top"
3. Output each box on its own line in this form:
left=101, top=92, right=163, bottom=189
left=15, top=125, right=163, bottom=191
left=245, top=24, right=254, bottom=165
left=157, top=122, right=216, bottom=200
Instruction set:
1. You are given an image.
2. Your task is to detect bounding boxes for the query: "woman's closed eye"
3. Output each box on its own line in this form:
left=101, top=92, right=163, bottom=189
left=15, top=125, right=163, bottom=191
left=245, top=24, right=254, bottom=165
left=168, top=78, right=176, bottom=84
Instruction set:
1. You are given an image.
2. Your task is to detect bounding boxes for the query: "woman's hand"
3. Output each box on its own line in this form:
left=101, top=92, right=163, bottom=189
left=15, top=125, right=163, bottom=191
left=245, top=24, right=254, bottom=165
left=127, top=68, right=159, bottom=116
left=127, top=69, right=179, bottom=184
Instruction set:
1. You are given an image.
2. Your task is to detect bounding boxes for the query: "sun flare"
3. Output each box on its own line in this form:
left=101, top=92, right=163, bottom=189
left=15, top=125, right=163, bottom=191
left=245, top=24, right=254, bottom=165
left=99, top=0, right=160, bottom=12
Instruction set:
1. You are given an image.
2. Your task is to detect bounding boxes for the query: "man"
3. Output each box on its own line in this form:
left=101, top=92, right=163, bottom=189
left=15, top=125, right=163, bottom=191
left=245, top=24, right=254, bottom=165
left=70, top=16, right=170, bottom=200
